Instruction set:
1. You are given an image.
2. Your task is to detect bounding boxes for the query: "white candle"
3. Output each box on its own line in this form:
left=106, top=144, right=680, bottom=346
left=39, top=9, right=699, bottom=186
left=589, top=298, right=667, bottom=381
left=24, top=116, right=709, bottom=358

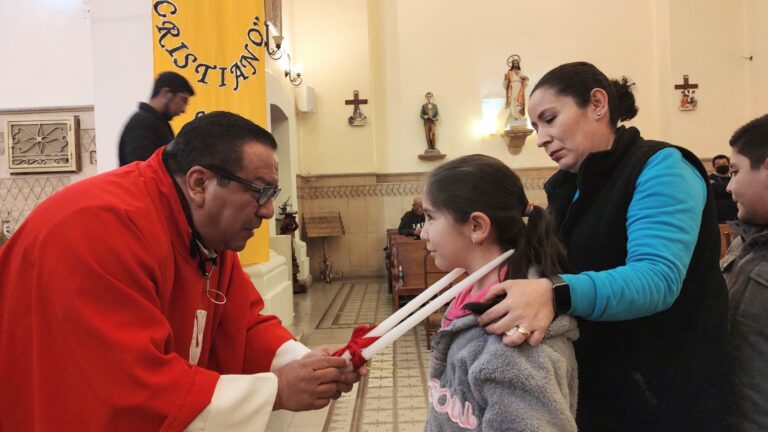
left=339, top=268, right=465, bottom=362
left=370, top=268, right=465, bottom=336
left=360, top=249, right=515, bottom=361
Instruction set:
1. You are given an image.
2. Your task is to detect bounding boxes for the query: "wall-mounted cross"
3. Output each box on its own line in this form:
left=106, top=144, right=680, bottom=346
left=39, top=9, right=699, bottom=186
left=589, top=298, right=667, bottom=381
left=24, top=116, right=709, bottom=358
left=674, top=75, right=699, bottom=91
left=344, top=90, right=368, bottom=110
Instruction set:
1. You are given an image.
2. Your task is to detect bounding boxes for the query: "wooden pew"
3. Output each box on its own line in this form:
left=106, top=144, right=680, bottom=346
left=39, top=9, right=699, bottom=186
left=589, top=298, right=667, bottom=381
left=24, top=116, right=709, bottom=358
left=389, top=236, right=429, bottom=308
left=384, top=229, right=400, bottom=292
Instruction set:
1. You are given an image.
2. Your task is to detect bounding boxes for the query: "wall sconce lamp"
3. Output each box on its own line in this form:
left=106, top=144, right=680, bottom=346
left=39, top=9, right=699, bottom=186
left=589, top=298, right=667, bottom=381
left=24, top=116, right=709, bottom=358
left=265, top=21, right=283, bottom=60
left=284, top=54, right=303, bottom=87
left=475, top=98, right=533, bottom=155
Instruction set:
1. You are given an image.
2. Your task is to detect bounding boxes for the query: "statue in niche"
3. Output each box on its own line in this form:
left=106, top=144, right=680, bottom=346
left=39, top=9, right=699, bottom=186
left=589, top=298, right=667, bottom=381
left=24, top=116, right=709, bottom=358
left=503, top=54, right=530, bottom=130
left=420, top=92, right=439, bottom=150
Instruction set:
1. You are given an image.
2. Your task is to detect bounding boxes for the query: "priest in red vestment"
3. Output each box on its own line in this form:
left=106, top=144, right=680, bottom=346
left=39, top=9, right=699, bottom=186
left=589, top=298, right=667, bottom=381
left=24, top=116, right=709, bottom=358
left=0, top=112, right=362, bottom=432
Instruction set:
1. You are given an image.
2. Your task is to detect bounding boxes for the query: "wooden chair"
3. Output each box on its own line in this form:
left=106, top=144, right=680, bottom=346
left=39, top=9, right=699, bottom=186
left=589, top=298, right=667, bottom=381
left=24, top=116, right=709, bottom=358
left=719, top=224, right=735, bottom=259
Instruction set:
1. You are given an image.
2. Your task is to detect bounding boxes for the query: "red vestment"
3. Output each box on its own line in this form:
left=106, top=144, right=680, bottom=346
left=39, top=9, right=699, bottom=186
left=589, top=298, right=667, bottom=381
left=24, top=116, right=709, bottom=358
left=0, top=150, right=294, bottom=431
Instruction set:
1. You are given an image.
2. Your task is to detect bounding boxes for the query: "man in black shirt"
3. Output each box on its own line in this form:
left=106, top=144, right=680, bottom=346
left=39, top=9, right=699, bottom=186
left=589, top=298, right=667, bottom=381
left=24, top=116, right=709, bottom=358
left=398, top=195, right=425, bottom=237
left=119, top=71, right=195, bottom=166
left=709, top=154, right=739, bottom=223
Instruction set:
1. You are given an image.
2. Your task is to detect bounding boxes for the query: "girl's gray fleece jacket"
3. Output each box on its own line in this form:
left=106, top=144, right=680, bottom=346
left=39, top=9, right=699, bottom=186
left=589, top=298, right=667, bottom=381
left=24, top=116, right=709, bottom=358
left=425, top=314, right=579, bottom=431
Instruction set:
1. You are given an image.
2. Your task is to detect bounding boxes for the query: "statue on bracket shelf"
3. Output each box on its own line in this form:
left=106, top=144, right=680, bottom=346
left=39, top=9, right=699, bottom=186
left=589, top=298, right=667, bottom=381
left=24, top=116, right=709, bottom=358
left=503, top=54, right=530, bottom=131
left=421, top=92, right=439, bottom=150
left=501, top=54, right=533, bottom=155
left=418, top=91, right=446, bottom=161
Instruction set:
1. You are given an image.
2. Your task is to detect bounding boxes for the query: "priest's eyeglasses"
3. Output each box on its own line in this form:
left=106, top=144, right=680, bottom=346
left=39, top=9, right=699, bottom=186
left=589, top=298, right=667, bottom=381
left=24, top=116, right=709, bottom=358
left=203, top=165, right=281, bottom=206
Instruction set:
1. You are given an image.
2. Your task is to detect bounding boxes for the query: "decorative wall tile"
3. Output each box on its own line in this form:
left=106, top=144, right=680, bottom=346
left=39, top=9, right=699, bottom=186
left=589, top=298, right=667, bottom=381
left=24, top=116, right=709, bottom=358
left=1, top=121, right=96, bottom=234
left=5, top=116, right=80, bottom=173
left=299, top=182, right=423, bottom=200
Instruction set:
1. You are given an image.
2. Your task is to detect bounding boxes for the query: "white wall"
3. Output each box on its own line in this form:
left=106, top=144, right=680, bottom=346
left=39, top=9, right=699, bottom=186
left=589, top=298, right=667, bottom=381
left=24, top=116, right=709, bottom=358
left=381, top=0, right=661, bottom=171
left=295, top=0, right=767, bottom=175
left=292, top=0, right=376, bottom=175
left=0, top=0, right=94, bottom=109
left=90, top=0, right=154, bottom=172
left=662, top=0, right=750, bottom=157
left=265, top=0, right=302, bottom=213
left=743, top=0, right=768, bottom=123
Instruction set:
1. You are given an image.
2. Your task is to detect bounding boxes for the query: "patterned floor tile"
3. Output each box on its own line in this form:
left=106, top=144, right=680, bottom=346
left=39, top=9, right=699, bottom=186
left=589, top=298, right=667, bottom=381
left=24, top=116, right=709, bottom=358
left=276, top=279, right=433, bottom=432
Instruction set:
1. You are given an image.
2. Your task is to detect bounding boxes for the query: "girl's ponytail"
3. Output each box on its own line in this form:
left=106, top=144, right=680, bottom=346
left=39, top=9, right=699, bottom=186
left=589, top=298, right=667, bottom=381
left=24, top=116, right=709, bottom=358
left=505, top=204, right=569, bottom=280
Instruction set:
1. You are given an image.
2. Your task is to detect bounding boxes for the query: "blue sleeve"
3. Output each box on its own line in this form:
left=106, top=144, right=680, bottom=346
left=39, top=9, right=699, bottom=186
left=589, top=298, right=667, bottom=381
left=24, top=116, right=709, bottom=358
left=563, top=148, right=706, bottom=321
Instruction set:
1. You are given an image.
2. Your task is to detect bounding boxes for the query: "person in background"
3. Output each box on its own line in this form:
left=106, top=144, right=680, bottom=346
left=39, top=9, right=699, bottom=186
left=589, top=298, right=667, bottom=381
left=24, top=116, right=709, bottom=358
left=0, top=112, right=362, bottom=432
left=721, top=114, right=768, bottom=432
left=421, top=154, right=578, bottom=431
left=710, top=154, right=739, bottom=223
left=398, top=195, right=425, bottom=237
left=119, top=71, right=195, bottom=166
left=477, top=61, right=730, bottom=431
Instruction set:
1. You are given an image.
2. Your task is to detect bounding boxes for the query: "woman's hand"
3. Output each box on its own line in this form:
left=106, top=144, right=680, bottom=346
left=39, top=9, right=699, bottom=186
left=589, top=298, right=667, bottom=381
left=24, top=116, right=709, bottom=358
left=477, top=278, right=555, bottom=347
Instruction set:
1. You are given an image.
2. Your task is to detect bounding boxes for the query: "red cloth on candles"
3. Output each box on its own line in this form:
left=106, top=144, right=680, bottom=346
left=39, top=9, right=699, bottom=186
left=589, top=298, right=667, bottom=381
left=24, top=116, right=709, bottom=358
left=333, top=324, right=380, bottom=369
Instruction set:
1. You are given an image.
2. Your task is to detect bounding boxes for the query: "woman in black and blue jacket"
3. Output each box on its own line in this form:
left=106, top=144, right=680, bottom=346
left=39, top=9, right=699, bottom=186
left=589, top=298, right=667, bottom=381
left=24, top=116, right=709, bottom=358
left=479, top=62, right=730, bottom=432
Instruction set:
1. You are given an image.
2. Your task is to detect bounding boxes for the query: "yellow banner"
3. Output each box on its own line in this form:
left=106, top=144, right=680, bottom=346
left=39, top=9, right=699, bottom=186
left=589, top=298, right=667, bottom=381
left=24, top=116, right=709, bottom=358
left=151, top=0, right=270, bottom=264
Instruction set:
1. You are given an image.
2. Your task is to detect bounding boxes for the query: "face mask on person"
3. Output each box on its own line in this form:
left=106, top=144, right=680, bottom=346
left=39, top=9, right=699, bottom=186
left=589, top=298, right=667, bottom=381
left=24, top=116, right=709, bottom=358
left=715, top=165, right=730, bottom=175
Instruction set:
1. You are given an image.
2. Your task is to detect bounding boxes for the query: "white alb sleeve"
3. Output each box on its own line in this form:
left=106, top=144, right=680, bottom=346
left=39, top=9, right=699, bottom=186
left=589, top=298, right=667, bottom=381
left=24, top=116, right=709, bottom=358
left=270, top=339, right=312, bottom=371
left=183, top=373, right=277, bottom=432
left=184, top=340, right=311, bottom=431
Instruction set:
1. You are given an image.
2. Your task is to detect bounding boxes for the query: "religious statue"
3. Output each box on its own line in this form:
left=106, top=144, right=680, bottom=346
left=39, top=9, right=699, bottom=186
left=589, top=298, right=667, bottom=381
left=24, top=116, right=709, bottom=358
left=420, top=92, right=439, bottom=150
left=503, top=54, right=530, bottom=130
left=417, top=91, right=446, bottom=161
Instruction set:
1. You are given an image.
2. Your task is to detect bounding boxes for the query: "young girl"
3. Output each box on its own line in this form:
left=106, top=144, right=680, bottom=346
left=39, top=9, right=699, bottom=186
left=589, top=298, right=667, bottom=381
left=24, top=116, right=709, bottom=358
left=421, top=154, right=579, bottom=431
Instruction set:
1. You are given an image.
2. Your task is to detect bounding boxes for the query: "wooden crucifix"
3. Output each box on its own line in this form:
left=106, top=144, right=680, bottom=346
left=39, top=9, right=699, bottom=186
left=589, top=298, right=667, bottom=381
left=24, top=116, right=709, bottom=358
left=345, top=90, right=369, bottom=126
left=674, top=74, right=699, bottom=111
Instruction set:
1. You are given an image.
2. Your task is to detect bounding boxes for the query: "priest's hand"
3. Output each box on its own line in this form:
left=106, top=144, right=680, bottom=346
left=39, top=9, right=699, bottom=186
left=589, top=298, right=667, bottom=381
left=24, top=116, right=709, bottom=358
left=273, top=356, right=349, bottom=411
left=302, top=344, right=337, bottom=359
left=303, top=345, right=367, bottom=398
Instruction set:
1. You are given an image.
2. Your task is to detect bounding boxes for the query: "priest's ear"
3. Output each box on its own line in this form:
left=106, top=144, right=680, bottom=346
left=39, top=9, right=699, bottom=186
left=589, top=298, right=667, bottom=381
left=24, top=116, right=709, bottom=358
left=184, top=166, right=213, bottom=207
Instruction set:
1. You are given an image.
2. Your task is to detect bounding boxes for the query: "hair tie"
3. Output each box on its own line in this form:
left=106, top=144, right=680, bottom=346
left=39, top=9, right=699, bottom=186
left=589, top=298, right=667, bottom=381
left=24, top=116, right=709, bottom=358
left=525, top=202, right=534, bottom=217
